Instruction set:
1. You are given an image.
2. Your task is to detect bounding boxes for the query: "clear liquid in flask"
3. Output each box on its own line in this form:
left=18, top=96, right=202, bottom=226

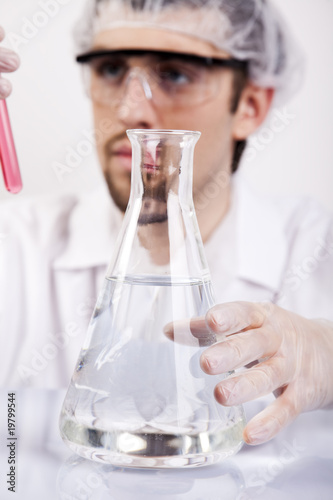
left=60, top=276, right=245, bottom=468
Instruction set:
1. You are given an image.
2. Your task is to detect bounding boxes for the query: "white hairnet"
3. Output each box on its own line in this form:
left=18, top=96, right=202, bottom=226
left=73, top=0, right=304, bottom=104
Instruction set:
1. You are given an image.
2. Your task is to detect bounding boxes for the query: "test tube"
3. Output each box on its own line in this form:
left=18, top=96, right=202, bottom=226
left=0, top=99, right=22, bottom=194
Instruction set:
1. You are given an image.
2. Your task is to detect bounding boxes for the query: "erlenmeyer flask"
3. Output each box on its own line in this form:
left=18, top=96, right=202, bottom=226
left=59, top=130, right=246, bottom=468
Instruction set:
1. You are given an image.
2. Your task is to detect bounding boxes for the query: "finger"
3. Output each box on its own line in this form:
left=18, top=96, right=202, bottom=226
left=243, top=389, right=299, bottom=445
left=0, top=27, right=5, bottom=42
left=163, top=317, right=216, bottom=347
left=0, top=78, right=12, bottom=99
left=0, top=47, right=21, bottom=72
left=163, top=318, right=205, bottom=345
left=213, top=357, right=292, bottom=406
left=206, top=301, right=270, bottom=336
left=200, top=326, right=280, bottom=374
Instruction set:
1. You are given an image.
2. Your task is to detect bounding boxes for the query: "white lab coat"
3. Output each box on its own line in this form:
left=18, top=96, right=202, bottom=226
left=0, top=173, right=332, bottom=388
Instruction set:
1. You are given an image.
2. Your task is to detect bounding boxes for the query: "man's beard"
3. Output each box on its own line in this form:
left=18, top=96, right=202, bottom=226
left=104, top=168, right=131, bottom=213
left=138, top=199, right=168, bottom=226
left=103, top=131, right=132, bottom=213
left=104, top=156, right=169, bottom=226
left=105, top=170, right=168, bottom=225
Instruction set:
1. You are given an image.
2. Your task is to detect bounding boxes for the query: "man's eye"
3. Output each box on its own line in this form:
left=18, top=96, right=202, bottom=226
left=161, top=70, right=190, bottom=84
left=93, top=60, right=126, bottom=80
left=157, top=64, right=193, bottom=86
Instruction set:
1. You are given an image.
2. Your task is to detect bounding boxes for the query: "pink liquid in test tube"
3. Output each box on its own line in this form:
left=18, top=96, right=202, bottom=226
left=0, top=99, right=22, bottom=194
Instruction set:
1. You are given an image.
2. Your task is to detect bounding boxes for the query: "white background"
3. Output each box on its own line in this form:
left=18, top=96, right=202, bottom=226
left=0, top=0, right=332, bottom=212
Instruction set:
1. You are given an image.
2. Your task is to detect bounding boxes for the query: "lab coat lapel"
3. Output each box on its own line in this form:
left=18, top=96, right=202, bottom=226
left=236, top=174, right=289, bottom=293
left=53, top=185, right=123, bottom=271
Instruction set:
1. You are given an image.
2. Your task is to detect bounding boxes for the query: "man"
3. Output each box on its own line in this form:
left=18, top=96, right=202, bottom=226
left=0, top=0, right=332, bottom=447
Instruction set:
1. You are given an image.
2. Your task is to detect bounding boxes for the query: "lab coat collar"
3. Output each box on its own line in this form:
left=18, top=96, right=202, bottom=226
left=53, top=183, right=123, bottom=270
left=234, top=172, right=288, bottom=292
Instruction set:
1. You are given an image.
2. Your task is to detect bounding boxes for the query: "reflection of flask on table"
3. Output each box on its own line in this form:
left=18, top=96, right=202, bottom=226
left=59, top=130, right=246, bottom=468
left=58, top=455, right=245, bottom=499
left=0, top=99, right=22, bottom=194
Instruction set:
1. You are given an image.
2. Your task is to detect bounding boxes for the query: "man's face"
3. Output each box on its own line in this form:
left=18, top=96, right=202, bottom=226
left=91, top=26, right=238, bottom=212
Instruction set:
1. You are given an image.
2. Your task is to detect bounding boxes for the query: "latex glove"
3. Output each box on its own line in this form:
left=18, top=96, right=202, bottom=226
left=0, top=27, right=20, bottom=99
left=198, top=302, right=333, bottom=445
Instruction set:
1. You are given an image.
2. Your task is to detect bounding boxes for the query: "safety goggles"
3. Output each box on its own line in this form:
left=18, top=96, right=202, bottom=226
left=76, top=49, right=248, bottom=109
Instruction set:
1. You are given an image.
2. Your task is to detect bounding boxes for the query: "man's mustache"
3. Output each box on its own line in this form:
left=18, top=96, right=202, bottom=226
left=104, top=130, right=130, bottom=157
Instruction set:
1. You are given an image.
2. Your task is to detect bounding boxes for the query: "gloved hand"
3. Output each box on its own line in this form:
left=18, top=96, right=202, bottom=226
left=198, top=302, right=333, bottom=445
left=164, top=301, right=333, bottom=445
left=0, top=27, right=20, bottom=99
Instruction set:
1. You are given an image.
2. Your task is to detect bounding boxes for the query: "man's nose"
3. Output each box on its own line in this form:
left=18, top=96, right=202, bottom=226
left=125, top=69, right=154, bottom=101
left=117, top=70, right=159, bottom=129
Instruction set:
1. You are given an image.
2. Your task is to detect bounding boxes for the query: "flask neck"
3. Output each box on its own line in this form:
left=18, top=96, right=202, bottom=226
left=128, top=130, right=199, bottom=217
left=107, top=130, right=209, bottom=279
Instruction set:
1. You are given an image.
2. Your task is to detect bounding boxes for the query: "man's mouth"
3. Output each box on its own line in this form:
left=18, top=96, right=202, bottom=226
left=114, top=147, right=132, bottom=157
left=143, top=163, right=159, bottom=173
left=111, top=144, right=161, bottom=173
left=143, top=151, right=160, bottom=172
left=112, top=146, right=132, bottom=172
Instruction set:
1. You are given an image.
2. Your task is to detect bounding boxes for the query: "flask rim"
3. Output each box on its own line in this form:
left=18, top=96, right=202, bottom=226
left=126, top=129, right=201, bottom=138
